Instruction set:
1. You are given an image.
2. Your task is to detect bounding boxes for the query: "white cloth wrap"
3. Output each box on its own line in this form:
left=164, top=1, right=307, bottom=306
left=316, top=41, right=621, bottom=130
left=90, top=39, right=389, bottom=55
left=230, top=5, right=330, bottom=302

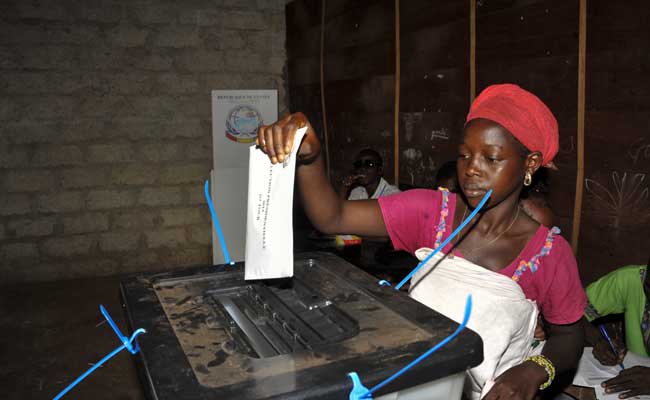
left=409, top=248, right=539, bottom=399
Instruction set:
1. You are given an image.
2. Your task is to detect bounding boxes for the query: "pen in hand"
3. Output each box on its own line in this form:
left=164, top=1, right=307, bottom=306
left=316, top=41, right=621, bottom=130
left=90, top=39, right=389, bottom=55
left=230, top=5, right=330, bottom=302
left=598, top=324, right=625, bottom=370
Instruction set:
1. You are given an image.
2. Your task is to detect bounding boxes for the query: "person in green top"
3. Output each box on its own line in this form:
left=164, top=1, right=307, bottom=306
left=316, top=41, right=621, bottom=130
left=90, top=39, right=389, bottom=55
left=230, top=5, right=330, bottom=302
left=583, top=262, right=650, bottom=399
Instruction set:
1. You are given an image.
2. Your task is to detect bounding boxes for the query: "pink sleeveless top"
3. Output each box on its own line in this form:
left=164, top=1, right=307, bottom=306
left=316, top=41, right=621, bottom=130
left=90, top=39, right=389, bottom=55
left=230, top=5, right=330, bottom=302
left=378, top=189, right=586, bottom=325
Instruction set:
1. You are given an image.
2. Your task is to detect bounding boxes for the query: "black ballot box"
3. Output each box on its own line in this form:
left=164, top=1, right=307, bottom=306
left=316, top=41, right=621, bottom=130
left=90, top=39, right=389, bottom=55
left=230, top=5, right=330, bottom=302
left=120, top=252, right=482, bottom=400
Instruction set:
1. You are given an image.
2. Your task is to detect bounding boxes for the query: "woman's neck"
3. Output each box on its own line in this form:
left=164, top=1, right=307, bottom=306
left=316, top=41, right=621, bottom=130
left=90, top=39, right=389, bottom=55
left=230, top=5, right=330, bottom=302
left=463, top=194, right=521, bottom=236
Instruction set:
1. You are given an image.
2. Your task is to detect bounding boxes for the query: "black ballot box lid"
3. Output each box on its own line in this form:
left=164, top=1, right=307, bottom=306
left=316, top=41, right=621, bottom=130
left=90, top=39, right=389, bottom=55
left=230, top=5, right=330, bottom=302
left=120, top=252, right=483, bottom=400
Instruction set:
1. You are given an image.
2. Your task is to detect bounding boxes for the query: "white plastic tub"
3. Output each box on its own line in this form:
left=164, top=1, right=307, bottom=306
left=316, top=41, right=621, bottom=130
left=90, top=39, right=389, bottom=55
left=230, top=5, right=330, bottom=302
left=378, top=371, right=466, bottom=400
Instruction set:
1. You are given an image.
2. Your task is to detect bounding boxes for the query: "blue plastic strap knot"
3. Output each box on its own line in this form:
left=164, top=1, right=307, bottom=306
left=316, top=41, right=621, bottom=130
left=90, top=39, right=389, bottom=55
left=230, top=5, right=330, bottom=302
left=99, top=304, right=144, bottom=354
left=52, top=306, right=146, bottom=400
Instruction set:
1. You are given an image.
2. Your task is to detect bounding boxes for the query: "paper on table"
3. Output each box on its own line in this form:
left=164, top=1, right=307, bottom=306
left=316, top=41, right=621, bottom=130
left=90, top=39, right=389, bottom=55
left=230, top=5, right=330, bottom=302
left=573, top=347, right=650, bottom=400
left=244, top=127, right=307, bottom=280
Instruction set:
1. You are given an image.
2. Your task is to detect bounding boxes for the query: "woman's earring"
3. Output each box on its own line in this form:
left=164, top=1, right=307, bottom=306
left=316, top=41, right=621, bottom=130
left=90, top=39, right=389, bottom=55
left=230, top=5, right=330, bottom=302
left=524, top=171, right=532, bottom=186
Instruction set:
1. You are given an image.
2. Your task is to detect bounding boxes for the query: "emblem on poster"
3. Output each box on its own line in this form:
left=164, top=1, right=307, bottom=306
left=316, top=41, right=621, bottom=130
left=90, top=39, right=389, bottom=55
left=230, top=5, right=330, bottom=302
left=211, top=89, right=277, bottom=264
left=225, top=104, right=263, bottom=143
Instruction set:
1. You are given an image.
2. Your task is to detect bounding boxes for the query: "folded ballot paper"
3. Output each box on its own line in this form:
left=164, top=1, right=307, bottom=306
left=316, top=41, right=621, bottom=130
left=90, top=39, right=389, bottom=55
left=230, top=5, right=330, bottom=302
left=245, top=127, right=308, bottom=280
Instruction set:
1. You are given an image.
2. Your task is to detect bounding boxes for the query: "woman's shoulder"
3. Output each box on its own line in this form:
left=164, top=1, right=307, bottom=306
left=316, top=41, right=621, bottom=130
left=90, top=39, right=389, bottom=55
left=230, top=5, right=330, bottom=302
left=536, top=226, right=572, bottom=259
left=616, top=264, right=646, bottom=274
left=519, top=225, right=575, bottom=271
left=596, top=264, right=646, bottom=283
left=516, top=226, right=586, bottom=324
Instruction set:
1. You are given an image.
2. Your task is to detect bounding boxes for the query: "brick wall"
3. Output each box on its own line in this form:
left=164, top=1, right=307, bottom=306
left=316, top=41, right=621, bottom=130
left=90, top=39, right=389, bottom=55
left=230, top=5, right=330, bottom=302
left=0, top=0, right=289, bottom=284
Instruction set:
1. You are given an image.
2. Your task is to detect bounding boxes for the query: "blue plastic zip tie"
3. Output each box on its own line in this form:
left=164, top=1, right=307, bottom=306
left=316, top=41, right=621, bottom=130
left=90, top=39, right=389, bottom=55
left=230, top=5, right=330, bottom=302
left=348, top=372, right=371, bottom=400
left=204, top=179, right=235, bottom=265
left=52, top=306, right=146, bottom=400
left=348, top=294, right=473, bottom=399
left=100, top=305, right=142, bottom=354
left=394, top=189, right=492, bottom=290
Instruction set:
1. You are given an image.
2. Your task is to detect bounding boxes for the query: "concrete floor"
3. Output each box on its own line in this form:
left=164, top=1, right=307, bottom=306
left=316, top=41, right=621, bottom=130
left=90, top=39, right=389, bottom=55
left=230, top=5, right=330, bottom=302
left=1, top=277, right=145, bottom=400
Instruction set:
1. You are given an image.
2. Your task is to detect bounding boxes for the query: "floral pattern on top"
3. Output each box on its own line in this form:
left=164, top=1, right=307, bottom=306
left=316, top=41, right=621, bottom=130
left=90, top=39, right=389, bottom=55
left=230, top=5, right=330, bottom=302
left=434, top=187, right=450, bottom=249
left=512, top=226, right=561, bottom=282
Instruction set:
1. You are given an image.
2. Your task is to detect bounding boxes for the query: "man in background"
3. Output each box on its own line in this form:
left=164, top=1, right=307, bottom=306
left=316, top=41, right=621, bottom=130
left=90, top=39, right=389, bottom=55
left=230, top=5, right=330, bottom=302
left=335, top=148, right=400, bottom=254
left=338, top=148, right=400, bottom=201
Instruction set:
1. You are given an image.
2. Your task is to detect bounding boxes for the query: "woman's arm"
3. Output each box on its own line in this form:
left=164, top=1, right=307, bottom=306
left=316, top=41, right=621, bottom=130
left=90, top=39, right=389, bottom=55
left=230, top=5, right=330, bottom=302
left=256, top=113, right=387, bottom=237
left=297, top=155, right=387, bottom=236
left=541, top=319, right=585, bottom=377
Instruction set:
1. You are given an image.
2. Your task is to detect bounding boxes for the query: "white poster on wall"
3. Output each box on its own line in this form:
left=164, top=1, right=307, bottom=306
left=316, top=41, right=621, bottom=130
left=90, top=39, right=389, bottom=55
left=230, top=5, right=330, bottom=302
left=211, top=90, right=278, bottom=265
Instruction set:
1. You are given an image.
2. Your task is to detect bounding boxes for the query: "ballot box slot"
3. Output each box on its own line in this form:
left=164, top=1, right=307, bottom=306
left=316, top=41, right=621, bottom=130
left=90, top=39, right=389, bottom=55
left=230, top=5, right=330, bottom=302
left=203, top=278, right=358, bottom=359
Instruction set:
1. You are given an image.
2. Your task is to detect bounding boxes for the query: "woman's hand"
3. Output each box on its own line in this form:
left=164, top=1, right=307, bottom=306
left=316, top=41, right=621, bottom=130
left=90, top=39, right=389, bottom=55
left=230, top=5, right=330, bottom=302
left=602, top=366, right=650, bottom=398
left=255, top=112, right=387, bottom=237
left=593, top=337, right=627, bottom=366
left=256, top=112, right=321, bottom=164
left=483, top=361, right=546, bottom=400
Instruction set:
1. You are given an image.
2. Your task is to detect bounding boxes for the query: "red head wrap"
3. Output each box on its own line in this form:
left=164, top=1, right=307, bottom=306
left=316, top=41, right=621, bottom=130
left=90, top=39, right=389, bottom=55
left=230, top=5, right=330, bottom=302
left=465, top=84, right=559, bottom=166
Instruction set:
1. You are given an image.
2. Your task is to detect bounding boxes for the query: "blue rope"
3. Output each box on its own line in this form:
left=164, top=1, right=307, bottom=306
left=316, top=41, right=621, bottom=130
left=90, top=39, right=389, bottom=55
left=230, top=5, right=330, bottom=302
left=53, top=306, right=146, bottom=400
left=348, top=294, right=473, bottom=399
left=99, top=305, right=143, bottom=354
left=204, top=179, right=235, bottom=265
left=394, top=189, right=492, bottom=290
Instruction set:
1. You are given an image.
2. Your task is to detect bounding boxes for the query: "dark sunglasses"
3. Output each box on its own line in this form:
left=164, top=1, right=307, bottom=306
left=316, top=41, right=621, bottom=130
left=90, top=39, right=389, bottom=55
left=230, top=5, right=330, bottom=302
left=353, top=159, right=381, bottom=169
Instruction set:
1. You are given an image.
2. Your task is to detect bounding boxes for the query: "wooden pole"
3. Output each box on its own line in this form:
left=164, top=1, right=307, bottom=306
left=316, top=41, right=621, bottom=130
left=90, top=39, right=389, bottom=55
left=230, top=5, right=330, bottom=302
left=470, top=0, right=476, bottom=102
left=571, top=0, right=587, bottom=254
left=393, top=0, right=401, bottom=185
left=320, top=0, right=330, bottom=180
